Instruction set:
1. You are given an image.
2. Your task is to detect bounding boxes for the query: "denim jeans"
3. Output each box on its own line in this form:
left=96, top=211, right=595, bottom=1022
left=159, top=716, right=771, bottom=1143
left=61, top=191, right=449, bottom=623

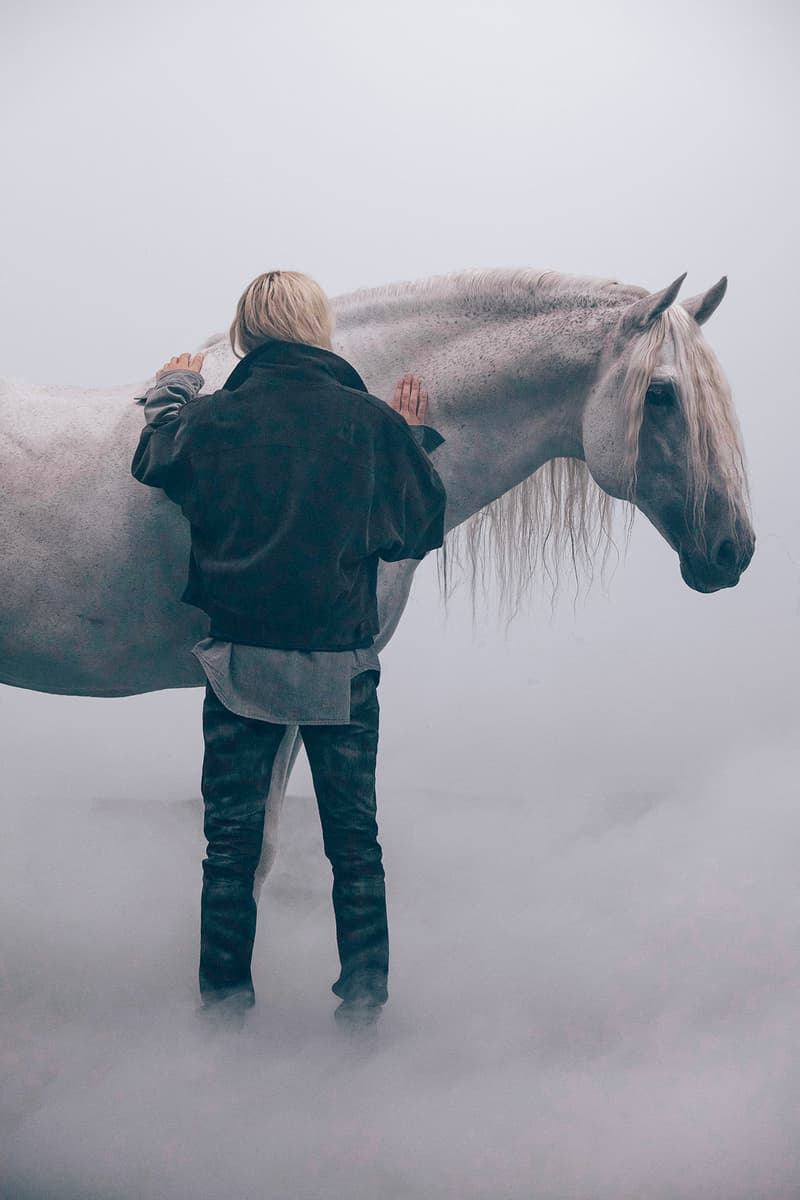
left=198, top=669, right=388, bottom=1009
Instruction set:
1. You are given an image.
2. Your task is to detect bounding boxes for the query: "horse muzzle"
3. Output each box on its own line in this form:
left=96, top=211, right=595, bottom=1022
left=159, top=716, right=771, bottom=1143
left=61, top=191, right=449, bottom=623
left=679, top=532, right=755, bottom=593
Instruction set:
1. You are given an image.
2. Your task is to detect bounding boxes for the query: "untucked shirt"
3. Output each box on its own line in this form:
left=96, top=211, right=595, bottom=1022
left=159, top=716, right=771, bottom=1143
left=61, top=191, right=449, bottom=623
left=135, top=366, right=436, bottom=723
left=191, top=637, right=380, bottom=724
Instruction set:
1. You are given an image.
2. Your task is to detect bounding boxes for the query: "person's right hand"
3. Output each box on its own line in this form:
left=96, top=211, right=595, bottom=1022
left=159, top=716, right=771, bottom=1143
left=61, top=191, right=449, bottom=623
left=390, top=373, right=428, bottom=426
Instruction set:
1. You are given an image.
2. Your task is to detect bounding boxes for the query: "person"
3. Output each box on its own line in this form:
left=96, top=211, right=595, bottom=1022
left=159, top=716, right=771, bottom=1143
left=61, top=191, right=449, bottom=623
left=130, top=270, right=447, bottom=1037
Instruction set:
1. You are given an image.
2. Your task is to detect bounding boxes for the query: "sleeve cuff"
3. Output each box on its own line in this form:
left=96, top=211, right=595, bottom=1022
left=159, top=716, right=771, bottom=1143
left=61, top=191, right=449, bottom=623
left=133, top=368, right=205, bottom=404
left=139, top=370, right=205, bottom=424
left=410, top=424, right=445, bottom=453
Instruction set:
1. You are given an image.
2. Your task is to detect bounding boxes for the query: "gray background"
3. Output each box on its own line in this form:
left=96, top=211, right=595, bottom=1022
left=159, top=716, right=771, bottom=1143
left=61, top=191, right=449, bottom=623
left=1, top=1, right=798, bottom=1197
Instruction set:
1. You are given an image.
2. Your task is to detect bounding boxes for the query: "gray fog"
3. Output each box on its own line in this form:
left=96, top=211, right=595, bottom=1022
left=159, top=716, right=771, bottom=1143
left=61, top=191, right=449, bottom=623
left=1, top=1, right=798, bottom=1197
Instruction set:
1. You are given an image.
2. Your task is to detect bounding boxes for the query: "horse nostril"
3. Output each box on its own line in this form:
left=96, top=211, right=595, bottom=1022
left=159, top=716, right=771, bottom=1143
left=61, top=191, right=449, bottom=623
left=715, top=539, right=737, bottom=570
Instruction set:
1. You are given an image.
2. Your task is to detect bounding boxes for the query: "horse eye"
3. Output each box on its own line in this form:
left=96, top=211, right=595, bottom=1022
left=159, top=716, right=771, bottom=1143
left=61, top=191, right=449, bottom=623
left=646, top=382, right=676, bottom=407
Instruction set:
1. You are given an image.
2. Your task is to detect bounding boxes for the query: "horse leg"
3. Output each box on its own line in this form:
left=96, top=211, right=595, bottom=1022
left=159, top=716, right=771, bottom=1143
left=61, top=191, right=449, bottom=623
left=250, top=557, right=422, bottom=900
left=252, top=724, right=303, bottom=898
left=372, top=558, right=421, bottom=652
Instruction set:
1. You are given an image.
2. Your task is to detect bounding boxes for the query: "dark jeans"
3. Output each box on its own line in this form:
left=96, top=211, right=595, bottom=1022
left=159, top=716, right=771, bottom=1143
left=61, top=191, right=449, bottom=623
left=198, top=669, right=388, bottom=1009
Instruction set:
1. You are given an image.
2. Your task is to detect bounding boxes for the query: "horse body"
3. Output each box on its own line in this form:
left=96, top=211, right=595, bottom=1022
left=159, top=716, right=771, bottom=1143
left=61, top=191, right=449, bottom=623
left=0, top=361, right=422, bottom=698
left=0, top=267, right=754, bottom=882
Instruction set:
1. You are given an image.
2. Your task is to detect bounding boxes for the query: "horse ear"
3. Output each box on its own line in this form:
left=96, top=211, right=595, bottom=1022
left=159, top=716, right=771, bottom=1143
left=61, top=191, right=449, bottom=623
left=679, top=276, right=728, bottom=325
left=620, top=272, right=688, bottom=334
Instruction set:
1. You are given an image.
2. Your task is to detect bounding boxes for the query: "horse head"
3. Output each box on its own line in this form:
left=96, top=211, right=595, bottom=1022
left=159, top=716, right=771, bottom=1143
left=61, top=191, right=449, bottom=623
left=582, top=272, right=755, bottom=592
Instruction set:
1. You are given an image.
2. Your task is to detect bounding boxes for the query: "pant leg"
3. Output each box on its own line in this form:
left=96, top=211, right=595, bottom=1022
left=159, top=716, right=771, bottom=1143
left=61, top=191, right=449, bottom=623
left=199, top=680, right=287, bottom=1004
left=300, top=669, right=388, bottom=1007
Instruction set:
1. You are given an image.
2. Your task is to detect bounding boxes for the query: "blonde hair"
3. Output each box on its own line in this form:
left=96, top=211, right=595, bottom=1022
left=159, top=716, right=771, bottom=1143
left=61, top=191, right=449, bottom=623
left=229, top=270, right=335, bottom=358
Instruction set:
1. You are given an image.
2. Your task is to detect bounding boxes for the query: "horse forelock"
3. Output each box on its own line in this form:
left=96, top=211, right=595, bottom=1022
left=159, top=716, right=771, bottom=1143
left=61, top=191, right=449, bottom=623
left=621, top=304, right=751, bottom=553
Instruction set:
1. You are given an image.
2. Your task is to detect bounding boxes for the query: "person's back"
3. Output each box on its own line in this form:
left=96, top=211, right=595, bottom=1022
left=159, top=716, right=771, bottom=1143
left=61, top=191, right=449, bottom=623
left=130, top=269, right=447, bottom=1037
left=134, top=333, right=446, bottom=649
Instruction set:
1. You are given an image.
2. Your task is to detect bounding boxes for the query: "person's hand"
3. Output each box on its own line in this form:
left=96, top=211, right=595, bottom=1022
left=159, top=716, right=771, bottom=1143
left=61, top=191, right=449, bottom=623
left=390, top=373, right=428, bottom=426
left=155, top=351, right=205, bottom=381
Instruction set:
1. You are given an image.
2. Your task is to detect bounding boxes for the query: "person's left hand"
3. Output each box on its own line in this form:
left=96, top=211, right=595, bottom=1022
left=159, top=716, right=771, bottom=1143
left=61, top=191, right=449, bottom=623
left=155, top=351, right=205, bottom=381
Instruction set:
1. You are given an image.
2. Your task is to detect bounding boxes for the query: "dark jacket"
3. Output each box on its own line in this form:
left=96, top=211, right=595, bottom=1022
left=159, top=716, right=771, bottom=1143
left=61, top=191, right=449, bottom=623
left=130, top=338, right=448, bottom=650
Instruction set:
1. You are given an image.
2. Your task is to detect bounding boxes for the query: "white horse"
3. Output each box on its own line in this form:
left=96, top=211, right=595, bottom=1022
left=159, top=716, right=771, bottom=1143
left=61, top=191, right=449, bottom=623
left=0, top=267, right=754, bottom=893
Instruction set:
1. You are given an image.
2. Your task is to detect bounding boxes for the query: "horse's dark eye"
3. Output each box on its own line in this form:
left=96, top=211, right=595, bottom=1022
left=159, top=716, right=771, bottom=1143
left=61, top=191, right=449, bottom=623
left=646, top=382, right=676, bottom=408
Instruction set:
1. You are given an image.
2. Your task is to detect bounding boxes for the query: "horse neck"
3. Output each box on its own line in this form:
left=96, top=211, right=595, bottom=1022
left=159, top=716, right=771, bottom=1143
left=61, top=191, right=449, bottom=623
left=332, top=272, right=637, bottom=529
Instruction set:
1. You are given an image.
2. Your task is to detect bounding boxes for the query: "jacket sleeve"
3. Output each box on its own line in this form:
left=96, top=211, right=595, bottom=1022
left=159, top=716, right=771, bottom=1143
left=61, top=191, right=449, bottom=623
left=368, top=423, right=447, bottom=562
left=130, top=369, right=204, bottom=506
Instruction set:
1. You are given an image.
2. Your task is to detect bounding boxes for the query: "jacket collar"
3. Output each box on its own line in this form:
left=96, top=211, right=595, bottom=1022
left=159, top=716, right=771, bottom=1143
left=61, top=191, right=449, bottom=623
left=222, top=338, right=369, bottom=394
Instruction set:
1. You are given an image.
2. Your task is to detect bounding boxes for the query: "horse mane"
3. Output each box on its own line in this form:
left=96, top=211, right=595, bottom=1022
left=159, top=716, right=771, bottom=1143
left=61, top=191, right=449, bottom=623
left=433, top=284, right=750, bottom=622
left=437, top=455, right=630, bottom=622
left=335, top=265, right=645, bottom=320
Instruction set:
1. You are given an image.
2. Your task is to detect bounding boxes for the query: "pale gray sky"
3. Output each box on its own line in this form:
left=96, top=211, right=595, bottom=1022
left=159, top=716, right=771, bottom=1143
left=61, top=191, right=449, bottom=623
left=1, top=2, right=799, bottom=1198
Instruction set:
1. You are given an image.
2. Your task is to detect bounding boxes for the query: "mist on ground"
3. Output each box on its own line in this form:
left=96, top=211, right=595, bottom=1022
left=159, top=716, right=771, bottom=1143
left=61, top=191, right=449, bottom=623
left=1, top=1, right=798, bottom=1197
